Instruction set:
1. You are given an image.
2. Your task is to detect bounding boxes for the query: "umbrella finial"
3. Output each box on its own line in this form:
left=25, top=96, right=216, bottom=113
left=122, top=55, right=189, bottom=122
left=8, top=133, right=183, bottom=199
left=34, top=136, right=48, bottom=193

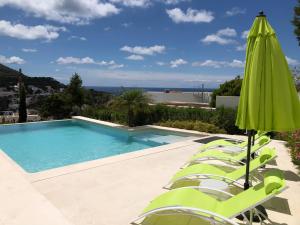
left=257, top=11, right=266, bottom=17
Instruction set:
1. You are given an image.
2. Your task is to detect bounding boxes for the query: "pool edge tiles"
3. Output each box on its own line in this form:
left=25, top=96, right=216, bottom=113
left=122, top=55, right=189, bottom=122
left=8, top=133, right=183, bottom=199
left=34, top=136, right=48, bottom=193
left=0, top=118, right=204, bottom=175
left=28, top=138, right=199, bottom=182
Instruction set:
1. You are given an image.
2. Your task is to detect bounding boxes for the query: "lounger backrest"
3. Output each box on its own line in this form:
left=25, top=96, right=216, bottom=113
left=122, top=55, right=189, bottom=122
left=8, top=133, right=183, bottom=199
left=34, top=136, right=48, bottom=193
left=229, top=147, right=276, bottom=179
left=218, top=169, right=285, bottom=218
left=252, top=135, right=270, bottom=151
left=239, top=134, right=271, bottom=151
left=257, top=135, right=270, bottom=146
left=264, top=169, right=285, bottom=194
left=258, top=147, right=274, bottom=163
left=256, top=130, right=267, bottom=138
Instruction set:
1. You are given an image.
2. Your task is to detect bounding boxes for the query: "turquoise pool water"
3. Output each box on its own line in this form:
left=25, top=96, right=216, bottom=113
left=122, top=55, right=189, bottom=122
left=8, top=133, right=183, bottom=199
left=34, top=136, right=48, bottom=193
left=0, top=119, right=190, bottom=173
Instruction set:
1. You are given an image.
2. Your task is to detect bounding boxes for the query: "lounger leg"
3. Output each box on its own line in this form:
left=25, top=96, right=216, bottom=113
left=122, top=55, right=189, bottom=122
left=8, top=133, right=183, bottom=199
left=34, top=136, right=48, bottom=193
left=249, top=210, right=253, bottom=225
left=255, top=208, right=273, bottom=224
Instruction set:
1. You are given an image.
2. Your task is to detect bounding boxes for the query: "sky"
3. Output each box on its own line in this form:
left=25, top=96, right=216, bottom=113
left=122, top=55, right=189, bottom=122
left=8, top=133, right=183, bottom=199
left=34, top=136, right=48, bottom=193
left=0, top=0, right=299, bottom=88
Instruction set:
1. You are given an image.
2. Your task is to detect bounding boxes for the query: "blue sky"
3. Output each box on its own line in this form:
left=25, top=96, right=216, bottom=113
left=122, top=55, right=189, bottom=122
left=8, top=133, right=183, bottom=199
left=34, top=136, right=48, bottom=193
left=0, top=0, right=299, bottom=88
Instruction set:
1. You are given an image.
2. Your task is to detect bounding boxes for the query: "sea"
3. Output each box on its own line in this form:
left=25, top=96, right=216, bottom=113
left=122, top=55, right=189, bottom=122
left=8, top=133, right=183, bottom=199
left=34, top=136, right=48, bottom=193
left=85, top=86, right=215, bottom=94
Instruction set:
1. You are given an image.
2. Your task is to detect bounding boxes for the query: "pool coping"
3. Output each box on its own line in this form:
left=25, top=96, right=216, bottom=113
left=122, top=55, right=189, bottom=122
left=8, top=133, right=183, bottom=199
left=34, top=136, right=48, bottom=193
left=0, top=116, right=211, bottom=182
left=73, top=116, right=211, bottom=136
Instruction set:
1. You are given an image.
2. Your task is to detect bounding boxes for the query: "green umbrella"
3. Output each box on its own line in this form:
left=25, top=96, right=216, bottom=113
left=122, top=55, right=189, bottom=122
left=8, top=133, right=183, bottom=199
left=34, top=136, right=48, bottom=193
left=236, top=11, right=300, bottom=190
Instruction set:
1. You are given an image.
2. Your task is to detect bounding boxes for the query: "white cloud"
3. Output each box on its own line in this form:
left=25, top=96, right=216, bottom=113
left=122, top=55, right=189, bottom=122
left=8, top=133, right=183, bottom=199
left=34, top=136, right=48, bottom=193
left=241, top=30, right=249, bottom=39
left=202, top=35, right=235, bottom=45
left=193, top=60, right=222, bottom=68
left=161, top=0, right=190, bottom=4
left=109, top=0, right=150, bottom=8
left=104, top=27, right=112, bottom=31
left=228, top=59, right=245, bottom=68
left=0, top=0, right=120, bottom=25
left=192, top=59, right=244, bottom=68
left=120, top=45, right=166, bottom=55
left=68, top=35, right=87, bottom=41
left=0, top=20, right=65, bottom=41
left=0, top=55, right=25, bottom=64
left=166, top=8, right=214, bottom=23
left=126, top=54, right=144, bottom=60
left=170, top=58, right=187, bottom=68
left=56, top=56, right=95, bottom=64
left=201, top=28, right=237, bottom=45
left=236, top=43, right=247, bottom=51
left=226, top=7, right=246, bottom=16
left=109, top=63, right=124, bottom=69
left=156, top=61, right=166, bottom=66
left=56, top=56, right=123, bottom=69
left=217, top=27, right=237, bottom=37
left=286, top=56, right=300, bottom=66
left=121, top=22, right=132, bottom=28
left=109, top=0, right=190, bottom=8
left=22, top=48, right=37, bottom=52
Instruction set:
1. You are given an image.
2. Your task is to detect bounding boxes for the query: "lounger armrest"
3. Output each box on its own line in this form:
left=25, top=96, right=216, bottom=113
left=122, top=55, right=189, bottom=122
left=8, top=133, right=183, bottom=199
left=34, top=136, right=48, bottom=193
left=131, top=206, right=240, bottom=225
left=222, top=138, right=244, bottom=144
left=188, top=157, right=246, bottom=166
left=164, top=174, right=244, bottom=190
left=176, top=186, right=235, bottom=199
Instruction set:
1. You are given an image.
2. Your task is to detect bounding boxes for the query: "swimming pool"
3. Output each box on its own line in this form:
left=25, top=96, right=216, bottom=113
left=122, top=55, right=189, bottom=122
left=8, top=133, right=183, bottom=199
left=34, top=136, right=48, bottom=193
left=0, top=119, right=192, bottom=173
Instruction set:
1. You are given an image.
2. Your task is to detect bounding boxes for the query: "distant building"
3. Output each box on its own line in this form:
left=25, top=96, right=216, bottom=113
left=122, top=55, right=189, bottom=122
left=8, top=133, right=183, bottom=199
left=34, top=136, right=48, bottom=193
left=147, top=91, right=211, bottom=107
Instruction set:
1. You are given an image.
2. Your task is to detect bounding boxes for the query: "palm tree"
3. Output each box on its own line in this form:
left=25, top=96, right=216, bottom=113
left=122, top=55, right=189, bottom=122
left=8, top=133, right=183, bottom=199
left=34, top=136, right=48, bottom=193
left=111, top=89, right=150, bottom=127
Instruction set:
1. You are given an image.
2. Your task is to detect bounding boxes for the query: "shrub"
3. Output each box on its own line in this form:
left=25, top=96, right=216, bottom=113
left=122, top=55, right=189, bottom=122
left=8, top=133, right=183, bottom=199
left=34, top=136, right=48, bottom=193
left=275, top=130, right=300, bottom=165
left=80, top=104, right=242, bottom=134
left=156, top=120, right=225, bottom=134
left=148, top=104, right=214, bottom=123
left=210, top=107, right=243, bottom=134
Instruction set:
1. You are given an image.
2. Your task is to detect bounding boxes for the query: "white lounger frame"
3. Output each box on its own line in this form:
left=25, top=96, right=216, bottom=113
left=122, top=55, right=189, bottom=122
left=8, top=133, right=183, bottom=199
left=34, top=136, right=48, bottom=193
left=164, top=172, right=250, bottom=190
left=165, top=156, right=277, bottom=189
left=181, top=156, right=247, bottom=168
left=131, top=186, right=288, bottom=225
left=199, top=145, right=245, bottom=153
left=190, top=142, right=269, bottom=167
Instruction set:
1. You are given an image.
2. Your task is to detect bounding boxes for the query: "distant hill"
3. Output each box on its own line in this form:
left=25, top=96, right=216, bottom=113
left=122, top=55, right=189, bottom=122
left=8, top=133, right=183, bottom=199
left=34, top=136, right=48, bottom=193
left=0, top=64, right=65, bottom=90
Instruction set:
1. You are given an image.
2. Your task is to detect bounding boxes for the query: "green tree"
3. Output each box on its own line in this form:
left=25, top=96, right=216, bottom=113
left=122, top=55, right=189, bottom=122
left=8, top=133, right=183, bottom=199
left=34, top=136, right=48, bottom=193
left=292, top=0, right=300, bottom=46
left=66, top=73, right=84, bottom=108
left=18, top=70, right=27, bottom=123
left=291, top=67, right=300, bottom=91
left=0, top=96, right=10, bottom=111
left=210, top=76, right=243, bottom=107
left=40, top=94, right=72, bottom=119
left=111, top=90, right=150, bottom=127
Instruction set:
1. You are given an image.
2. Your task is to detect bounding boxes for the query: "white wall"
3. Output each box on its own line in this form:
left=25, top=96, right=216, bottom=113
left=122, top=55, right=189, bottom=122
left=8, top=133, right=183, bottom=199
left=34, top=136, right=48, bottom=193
left=147, top=92, right=211, bottom=104
left=216, top=96, right=240, bottom=108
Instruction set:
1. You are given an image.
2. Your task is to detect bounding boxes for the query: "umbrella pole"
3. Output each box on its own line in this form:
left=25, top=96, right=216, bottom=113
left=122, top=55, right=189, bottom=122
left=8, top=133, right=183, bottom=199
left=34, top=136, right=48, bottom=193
left=244, top=130, right=253, bottom=190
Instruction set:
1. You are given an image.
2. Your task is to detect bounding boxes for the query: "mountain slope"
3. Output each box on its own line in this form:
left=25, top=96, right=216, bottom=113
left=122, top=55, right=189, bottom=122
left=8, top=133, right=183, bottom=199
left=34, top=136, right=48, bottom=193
left=0, top=64, right=65, bottom=90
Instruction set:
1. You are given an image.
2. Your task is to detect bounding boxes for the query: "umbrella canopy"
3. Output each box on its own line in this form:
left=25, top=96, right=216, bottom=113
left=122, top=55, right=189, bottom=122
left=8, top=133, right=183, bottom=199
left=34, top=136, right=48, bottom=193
left=236, top=12, right=300, bottom=189
left=236, top=13, right=300, bottom=132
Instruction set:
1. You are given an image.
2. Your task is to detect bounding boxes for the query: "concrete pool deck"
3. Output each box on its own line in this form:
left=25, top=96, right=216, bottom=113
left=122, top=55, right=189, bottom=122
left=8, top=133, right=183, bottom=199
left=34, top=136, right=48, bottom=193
left=0, top=128, right=299, bottom=225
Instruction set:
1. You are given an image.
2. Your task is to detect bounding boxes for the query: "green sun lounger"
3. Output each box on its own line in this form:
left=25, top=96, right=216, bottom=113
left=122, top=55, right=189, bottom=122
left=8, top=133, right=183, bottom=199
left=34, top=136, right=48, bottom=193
left=166, top=147, right=276, bottom=189
left=185, top=136, right=270, bottom=167
left=198, top=131, right=267, bottom=152
left=132, top=169, right=286, bottom=225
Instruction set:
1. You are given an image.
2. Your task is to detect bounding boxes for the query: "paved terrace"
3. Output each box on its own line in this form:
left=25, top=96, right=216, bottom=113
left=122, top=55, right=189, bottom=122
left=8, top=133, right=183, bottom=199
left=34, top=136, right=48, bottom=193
left=0, top=132, right=299, bottom=225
